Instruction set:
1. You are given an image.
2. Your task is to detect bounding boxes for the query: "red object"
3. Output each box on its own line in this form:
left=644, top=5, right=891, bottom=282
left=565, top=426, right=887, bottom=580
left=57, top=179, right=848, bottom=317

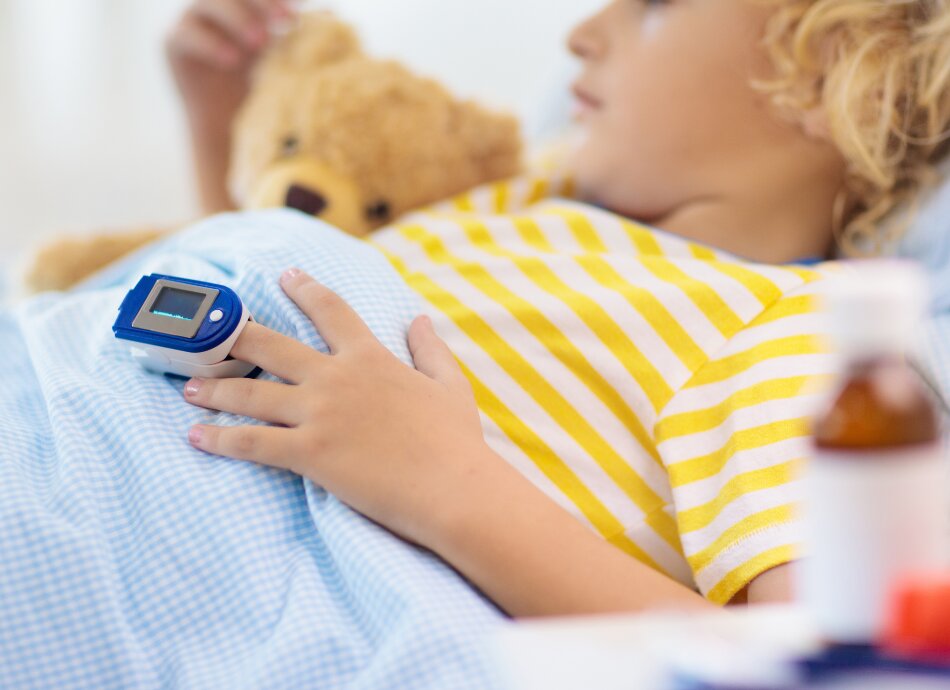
left=882, top=573, right=950, bottom=662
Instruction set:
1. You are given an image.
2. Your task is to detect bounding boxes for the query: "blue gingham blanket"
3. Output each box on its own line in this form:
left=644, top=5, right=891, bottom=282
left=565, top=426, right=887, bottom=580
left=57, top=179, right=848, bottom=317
left=0, top=210, right=505, bottom=689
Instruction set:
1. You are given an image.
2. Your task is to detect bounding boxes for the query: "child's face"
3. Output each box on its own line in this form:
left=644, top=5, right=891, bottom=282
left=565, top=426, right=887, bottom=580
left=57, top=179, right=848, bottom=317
left=568, top=0, right=835, bottom=229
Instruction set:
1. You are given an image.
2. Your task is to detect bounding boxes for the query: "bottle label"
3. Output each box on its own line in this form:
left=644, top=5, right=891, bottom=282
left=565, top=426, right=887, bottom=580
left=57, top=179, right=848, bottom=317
left=799, top=444, right=949, bottom=643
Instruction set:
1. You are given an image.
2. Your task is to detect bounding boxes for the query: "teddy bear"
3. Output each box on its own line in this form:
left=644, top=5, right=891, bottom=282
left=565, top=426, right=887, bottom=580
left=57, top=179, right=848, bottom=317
left=25, top=13, right=523, bottom=293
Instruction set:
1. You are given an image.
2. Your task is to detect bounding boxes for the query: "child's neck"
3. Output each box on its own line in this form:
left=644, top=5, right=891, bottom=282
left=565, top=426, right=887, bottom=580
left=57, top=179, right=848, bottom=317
left=653, top=189, right=836, bottom=264
left=632, top=145, right=843, bottom=264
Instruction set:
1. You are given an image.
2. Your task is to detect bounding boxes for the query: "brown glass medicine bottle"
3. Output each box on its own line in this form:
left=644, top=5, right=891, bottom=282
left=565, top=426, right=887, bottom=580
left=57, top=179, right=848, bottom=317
left=800, top=262, right=947, bottom=645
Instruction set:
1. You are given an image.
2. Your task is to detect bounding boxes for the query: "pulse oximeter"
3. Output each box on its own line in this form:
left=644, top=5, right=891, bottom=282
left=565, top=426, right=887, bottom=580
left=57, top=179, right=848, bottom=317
left=113, top=273, right=256, bottom=378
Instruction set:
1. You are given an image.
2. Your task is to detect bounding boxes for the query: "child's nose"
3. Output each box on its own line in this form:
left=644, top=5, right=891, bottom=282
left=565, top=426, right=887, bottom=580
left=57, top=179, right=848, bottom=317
left=567, top=10, right=606, bottom=61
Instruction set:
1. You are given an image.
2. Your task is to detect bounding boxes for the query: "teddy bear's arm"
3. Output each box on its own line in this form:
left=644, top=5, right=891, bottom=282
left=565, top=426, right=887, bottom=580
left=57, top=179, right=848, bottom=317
left=26, top=227, right=171, bottom=293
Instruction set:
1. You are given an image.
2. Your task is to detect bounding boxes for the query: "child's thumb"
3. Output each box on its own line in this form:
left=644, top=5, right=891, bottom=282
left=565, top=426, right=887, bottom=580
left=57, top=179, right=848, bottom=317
left=408, top=315, right=468, bottom=391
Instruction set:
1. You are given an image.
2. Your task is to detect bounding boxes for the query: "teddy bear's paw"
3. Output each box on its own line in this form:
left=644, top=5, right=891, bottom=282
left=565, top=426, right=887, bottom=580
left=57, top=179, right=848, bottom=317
left=25, top=228, right=168, bottom=293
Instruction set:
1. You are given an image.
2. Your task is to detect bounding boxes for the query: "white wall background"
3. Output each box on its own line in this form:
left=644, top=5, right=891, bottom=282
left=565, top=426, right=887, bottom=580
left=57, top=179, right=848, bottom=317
left=0, top=0, right=600, bottom=270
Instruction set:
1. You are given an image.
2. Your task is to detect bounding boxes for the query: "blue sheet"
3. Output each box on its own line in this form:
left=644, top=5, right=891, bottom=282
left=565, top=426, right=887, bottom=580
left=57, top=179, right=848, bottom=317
left=0, top=210, right=505, bottom=689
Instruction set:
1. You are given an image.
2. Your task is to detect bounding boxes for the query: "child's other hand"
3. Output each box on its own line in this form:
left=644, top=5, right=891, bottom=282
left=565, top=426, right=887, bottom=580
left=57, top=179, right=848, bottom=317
left=166, top=0, right=295, bottom=127
left=183, top=269, right=494, bottom=549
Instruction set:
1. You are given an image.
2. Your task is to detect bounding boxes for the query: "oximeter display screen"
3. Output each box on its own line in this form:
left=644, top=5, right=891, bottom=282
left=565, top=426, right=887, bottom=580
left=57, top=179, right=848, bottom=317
left=150, top=287, right=204, bottom=321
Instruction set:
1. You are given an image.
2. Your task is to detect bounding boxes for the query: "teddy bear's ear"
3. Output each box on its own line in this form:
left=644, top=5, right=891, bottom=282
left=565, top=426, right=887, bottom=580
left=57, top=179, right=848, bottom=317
left=254, top=12, right=362, bottom=80
left=450, top=103, right=524, bottom=183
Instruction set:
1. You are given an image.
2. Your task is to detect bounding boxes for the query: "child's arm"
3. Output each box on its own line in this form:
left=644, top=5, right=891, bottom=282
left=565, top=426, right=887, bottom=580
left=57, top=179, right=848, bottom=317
left=165, top=0, right=294, bottom=214
left=420, top=451, right=715, bottom=616
left=182, top=269, right=721, bottom=616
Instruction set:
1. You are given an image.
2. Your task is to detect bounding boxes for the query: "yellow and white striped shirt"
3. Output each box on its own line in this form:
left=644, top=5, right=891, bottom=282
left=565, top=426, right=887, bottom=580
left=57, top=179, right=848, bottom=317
left=370, top=172, right=835, bottom=604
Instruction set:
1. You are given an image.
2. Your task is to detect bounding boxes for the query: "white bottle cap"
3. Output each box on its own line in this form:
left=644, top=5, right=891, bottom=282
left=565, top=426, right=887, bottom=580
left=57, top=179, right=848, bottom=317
left=824, top=260, right=930, bottom=357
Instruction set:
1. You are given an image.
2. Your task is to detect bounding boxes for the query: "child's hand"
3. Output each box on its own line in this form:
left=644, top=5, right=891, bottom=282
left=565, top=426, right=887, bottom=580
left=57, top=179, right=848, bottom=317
left=166, top=0, right=295, bottom=127
left=183, top=269, right=494, bottom=548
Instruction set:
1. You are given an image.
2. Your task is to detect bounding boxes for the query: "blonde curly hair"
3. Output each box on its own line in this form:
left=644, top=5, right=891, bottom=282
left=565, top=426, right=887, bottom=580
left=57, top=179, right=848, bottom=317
left=756, top=0, right=950, bottom=254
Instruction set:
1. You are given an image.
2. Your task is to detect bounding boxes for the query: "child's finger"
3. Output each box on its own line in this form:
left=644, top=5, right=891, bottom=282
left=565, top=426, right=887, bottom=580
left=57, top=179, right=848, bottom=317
left=189, top=423, right=298, bottom=471
left=193, top=0, right=268, bottom=50
left=407, top=315, right=470, bottom=392
left=279, top=269, right=376, bottom=355
left=183, top=377, right=303, bottom=426
left=170, top=15, right=243, bottom=68
left=230, top=321, right=327, bottom=383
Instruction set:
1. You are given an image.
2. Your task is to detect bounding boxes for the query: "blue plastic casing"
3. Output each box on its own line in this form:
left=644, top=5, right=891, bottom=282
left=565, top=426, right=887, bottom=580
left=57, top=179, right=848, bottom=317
left=113, top=273, right=244, bottom=353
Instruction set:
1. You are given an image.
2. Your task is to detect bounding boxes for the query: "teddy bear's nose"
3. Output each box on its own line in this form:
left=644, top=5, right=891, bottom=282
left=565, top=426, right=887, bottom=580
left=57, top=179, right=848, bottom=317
left=285, top=185, right=328, bottom=216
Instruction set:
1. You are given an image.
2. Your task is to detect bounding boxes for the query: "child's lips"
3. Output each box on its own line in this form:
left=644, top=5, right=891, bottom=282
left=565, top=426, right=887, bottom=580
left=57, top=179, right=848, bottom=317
left=571, top=83, right=602, bottom=120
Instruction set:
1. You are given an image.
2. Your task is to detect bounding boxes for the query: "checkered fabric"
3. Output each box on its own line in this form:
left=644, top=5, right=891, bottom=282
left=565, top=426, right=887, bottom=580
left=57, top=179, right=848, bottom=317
left=0, top=210, right=505, bottom=689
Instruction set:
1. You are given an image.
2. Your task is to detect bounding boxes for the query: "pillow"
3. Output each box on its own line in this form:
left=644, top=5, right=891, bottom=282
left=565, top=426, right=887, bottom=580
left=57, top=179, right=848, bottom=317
left=893, top=164, right=950, bottom=406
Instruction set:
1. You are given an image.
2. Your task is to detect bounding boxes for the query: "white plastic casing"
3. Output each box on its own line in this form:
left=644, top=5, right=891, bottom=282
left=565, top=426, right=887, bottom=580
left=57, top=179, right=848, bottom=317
left=128, top=305, right=255, bottom=379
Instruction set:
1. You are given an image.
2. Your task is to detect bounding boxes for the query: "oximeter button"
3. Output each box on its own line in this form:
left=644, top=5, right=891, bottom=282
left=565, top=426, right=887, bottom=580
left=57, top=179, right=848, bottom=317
left=209, top=309, right=224, bottom=323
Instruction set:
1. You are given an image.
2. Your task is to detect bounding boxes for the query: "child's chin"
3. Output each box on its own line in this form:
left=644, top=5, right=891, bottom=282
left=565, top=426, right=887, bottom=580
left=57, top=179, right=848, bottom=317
left=567, top=147, right=604, bottom=199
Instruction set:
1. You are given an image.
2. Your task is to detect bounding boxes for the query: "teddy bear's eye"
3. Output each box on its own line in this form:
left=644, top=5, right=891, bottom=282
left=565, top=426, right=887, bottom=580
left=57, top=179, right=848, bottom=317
left=365, top=201, right=391, bottom=223
left=281, top=135, right=299, bottom=157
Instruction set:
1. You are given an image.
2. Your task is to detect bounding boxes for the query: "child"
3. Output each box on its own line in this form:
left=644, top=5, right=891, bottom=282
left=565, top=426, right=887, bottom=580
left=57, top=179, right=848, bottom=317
left=167, top=0, right=950, bottom=615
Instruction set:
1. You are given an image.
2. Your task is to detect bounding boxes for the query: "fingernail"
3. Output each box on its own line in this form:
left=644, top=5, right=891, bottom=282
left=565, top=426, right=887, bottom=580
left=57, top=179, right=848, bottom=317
left=184, top=379, right=203, bottom=397
left=281, top=267, right=301, bottom=284
left=188, top=426, right=204, bottom=446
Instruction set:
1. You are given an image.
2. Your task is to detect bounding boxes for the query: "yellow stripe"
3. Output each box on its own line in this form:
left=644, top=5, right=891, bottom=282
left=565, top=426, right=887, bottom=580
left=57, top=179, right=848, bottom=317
left=382, top=246, right=683, bottom=553
left=785, top=265, right=826, bottom=283
left=667, top=418, right=810, bottom=488
left=493, top=181, right=510, bottom=213
left=655, top=375, right=829, bottom=443
left=452, top=191, right=475, bottom=212
left=704, top=261, right=783, bottom=307
left=539, top=208, right=608, bottom=252
left=678, top=459, right=801, bottom=533
left=457, top=218, right=674, bottom=412
left=706, top=544, right=797, bottom=605
left=460, top=362, right=665, bottom=572
left=687, top=504, right=795, bottom=573
left=511, top=215, right=555, bottom=251
left=621, top=219, right=666, bottom=256
left=752, top=295, right=817, bottom=327
left=685, top=335, right=827, bottom=389
left=689, top=244, right=719, bottom=261
left=525, top=177, right=550, bottom=206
